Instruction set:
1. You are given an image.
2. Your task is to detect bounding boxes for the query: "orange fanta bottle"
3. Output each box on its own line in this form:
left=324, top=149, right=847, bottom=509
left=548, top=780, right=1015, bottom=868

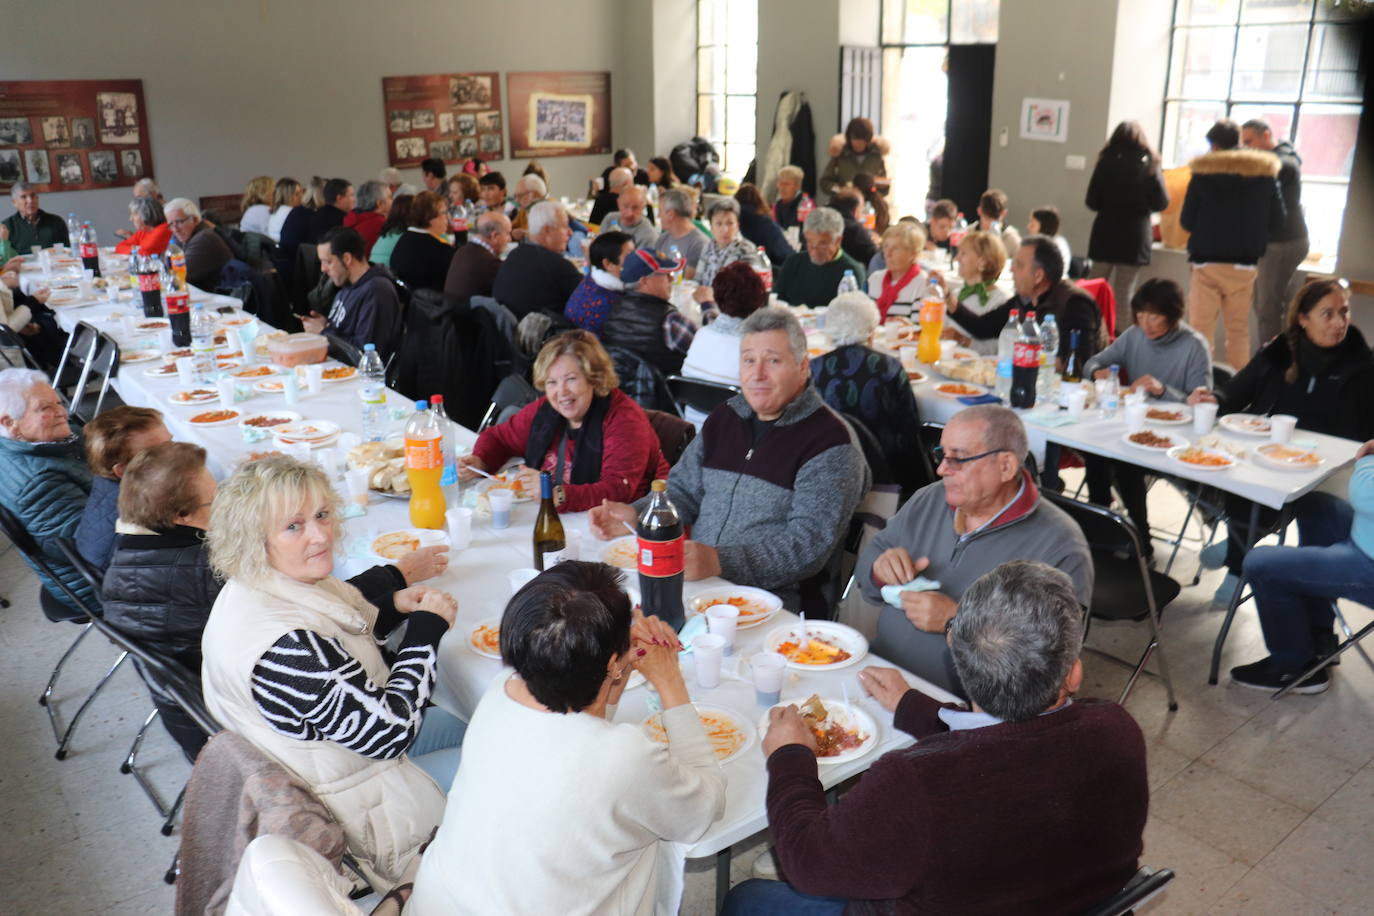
left=917, top=275, right=945, bottom=364
left=404, top=400, right=446, bottom=529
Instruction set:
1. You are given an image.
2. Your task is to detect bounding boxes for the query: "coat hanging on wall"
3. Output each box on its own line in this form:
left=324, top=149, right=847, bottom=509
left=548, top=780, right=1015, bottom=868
left=752, top=91, right=817, bottom=203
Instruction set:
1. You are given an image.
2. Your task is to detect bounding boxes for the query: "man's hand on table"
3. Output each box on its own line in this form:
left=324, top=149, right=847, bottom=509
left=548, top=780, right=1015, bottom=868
left=858, top=666, right=912, bottom=712
left=683, top=541, right=720, bottom=580
left=1187, top=386, right=1217, bottom=406
left=762, top=704, right=820, bottom=757
left=301, top=311, right=326, bottom=334
left=394, top=586, right=458, bottom=626
left=395, top=545, right=450, bottom=584
left=589, top=499, right=636, bottom=539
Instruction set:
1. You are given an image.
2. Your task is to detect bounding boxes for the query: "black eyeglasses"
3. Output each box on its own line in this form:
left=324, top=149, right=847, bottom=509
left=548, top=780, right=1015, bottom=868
left=932, top=446, right=1008, bottom=468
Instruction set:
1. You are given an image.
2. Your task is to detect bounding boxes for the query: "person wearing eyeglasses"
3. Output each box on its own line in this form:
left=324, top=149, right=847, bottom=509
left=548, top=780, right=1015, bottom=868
left=854, top=405, right=1092, bottom=698
left=163, top=197, right=232, bottom=289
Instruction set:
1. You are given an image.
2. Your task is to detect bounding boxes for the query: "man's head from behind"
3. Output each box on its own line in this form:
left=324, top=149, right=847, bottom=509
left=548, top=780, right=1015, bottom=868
left=323, top=178, right=354, bottom=211
left=937, top=405, right=1026, bottom=513
left=163, top=197, right=202, bottom=244
left=738, top=306, right=810, bottom=421
left=316, top=227, right=368, bottom=287
left=607, top=166, right=634, bottom=194
left=1206, top=119, right=1241, bottom=151
left=10, top=182, right=38, bottom=220
left=659, top=188, right=693, bottom=231
left=474, top=210, right=512, bottom=251
left=949, top=561, right=1084, bottom=721
left=617, top=185, right=647, bottom=227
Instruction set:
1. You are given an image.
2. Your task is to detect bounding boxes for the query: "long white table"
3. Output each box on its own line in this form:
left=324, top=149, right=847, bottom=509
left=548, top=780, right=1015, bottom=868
left=43, top=252, right=959, bottom=911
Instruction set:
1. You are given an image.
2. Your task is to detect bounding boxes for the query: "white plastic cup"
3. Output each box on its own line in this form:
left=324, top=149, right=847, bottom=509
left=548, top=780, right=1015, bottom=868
left=345, top=468, right=370, bottom=507
left=215, top=377, right=237, bottom=407
left=120, top=315, right=139, bottom=338
left=899, top=345, right=919, bottom=371
left=446, top=507, right=473, bottom=550
left=305, top=363, right=325, bottom=394
left=507, top=567, right=539, bottom=594
left=282, top=372, right=300, bottom=405
left=1124, top=401, right=1147, bottom=433
left=692, top=634, right=726, bottom=688
left=158, top=329, right=176, bottom=354
left=489, top=488, right=514, bottom=529
left=1192, top=401, right=1219, bottom=436
left=749, top=652, right=787, bottom=706
left=236, top=324, right=258, bottom=363
left=939, top=339, right=958, bottom=362
left=563, top=529, right=582, bottom=561
left=705, top=604, right=740, bottom=655
left=1269, top=414, right=1297, bottom=444
left=175, top=357, right=196, bottom=388
left=106, top=281, right=121, bottom=304
left=1066, top=386, right=1088, bottom=420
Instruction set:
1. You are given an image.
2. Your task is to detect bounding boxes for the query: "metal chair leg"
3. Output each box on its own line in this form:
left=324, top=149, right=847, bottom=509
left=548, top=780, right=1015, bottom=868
left=40, top=621, right=94, bottom=709
left=1121, top=606, right=1180, bottom=711
left=121, top=706, right=185, bottom=821
left=1333, top=606, right=1374, bottom=673
left=1274, top=619, right=1374, bottom=700
left=164, top=850, right=179, bottom=885
left=161, top=785, right=187, bottom=836
left=53, top=649, right=129, bottom=760
left=121, top=707, right=159, bottom=775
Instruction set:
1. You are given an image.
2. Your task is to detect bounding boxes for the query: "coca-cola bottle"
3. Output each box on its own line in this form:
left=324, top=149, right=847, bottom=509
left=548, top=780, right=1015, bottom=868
left=165, top=270, right=191, bottom=347
left=637, top=479, right=684, bottom=630
left=135, top=249, right=164, bottom=318
left=78, top=221, right=101, bottom=277
left=1010, top=310, right=1041, bottom=409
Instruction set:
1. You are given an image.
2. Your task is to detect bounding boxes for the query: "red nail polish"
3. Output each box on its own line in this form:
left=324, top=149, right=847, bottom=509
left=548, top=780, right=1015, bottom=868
left=636, top=648, right=646, bottom=656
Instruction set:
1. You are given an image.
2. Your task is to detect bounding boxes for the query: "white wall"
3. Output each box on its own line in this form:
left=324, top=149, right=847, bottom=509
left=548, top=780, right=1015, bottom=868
left=756, top=0, right=841, bottom=189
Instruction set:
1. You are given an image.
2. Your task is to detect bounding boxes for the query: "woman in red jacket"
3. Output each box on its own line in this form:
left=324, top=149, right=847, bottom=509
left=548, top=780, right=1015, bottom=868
left=114, top=197, right=172, bottom=256
left=458, top=330, right=669, bottom=511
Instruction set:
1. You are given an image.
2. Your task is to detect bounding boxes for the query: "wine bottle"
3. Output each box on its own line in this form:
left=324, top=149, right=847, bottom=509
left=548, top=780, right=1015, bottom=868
left=637, top=479, right=684, bottom=629
left=1062, top=329, right=1084, bottom=383
left=532, top=471, right=566, bottom=571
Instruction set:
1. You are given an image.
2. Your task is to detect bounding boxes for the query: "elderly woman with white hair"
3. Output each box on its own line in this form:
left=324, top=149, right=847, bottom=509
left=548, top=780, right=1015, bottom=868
left=164, top=196, right=233, bottom=289
left=775, top=206, right=867, bottom=307
left=692, top=198, right=762, bottom=306
left=200, top=456, right=464, bottom=887
left=114, top=195, right=171, bottom=256
left=810, top=292, right=925, bottom=494
left=0, top=368, right=97, bottom=614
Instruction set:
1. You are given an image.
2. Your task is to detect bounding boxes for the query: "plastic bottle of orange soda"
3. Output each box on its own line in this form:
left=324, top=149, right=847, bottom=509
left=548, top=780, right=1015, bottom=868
left=917, top=274, right=945, bottom=364
left=404, top=400, right=446, bottom=529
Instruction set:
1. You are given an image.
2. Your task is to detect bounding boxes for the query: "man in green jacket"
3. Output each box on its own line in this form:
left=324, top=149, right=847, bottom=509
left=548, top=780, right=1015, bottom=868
left=774, top=206, right=866, bottom=307
left=3, top=183, right=70, bottom=253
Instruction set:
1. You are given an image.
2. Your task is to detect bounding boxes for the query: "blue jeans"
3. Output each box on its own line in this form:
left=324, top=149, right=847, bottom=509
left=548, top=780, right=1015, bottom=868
left=721, top=879, right=848, bottom=915
left=1243, top=494, right=1374, bottom=671
left=409, top=706, right=465, bottom=791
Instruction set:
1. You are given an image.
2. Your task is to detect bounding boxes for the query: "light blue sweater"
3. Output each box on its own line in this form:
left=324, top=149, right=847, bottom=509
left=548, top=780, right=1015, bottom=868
left=1351, top=455, right=1374, bottom=558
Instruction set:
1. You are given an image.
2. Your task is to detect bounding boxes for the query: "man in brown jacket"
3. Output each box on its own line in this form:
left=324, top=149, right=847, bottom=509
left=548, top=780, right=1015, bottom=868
left=443, top=210, right=510, bottom=307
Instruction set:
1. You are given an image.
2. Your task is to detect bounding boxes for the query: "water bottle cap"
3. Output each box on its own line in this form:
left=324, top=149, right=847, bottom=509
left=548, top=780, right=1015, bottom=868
left=363, top=343, right=376, bottom=351
left=414, top=400, right=428, bottom=410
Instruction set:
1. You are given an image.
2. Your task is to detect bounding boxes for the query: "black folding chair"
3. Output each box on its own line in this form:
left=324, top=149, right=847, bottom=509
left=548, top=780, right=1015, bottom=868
left=1043, top=490, right=1181, bottom=711
left=0, top=323, right=45, bottom=371
left=1080, top=866, right=1175, bottom=916
left=665, top=375, right=740, bottom=418
left=323, top=330, right=363, bottom=368
left=0, top=503, right=128, bottom=759
left=477, top=373, right=540, bottom=433
left=50, top=320, right=120, bottom=422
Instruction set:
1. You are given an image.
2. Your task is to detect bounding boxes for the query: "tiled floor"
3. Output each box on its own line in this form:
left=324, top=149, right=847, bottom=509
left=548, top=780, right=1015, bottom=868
left=2, top=479, right=1371, bottom=915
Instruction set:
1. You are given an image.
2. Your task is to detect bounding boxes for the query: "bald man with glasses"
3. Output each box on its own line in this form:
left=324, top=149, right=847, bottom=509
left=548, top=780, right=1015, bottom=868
left=854, top=405, right=1092, bottom=697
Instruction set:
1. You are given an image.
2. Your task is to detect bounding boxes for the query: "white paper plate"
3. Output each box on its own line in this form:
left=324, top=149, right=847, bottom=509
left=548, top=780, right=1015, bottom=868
left=479, top=474, right=533, bottom=503
left=642, top=705, right=754, bottom=765
left=932, top=381, right=988, bottom=399
left=1120, top=429, right=1188, bottom=452
left=687, top=586, right=783, bottom=630
left=320, top=366, right=358, bottom=384
left=1218, top=413, right=1273, bottom=438
left=756, top=699, right=878, bottom=766
left=186, top=408, right=241, bottom=428
left=166, top=388, right=219, bottom=406
left=239, top=410, right=302, bottom=431
left=467, top=617, right=503, bottom=660
left=228, top=365, right=278, bottom=381
left=1142, top=405, right=1192, bottom=426
left=1166, top=445, right=1236, bottom=472
left=764, top=620, right=868, bottom=671
left=369, top=527, right=449, bottom=562
left=1253, top=443, right=1326, bottom=472
left=254, top=378, right=287, bottom=394
left=273, top=420, right=341, bottom=448
left=600, top=535, right=639, bottom=570
left=119, top=348, right=161, bottom=364
left=143, top=363, right=178, bottom=378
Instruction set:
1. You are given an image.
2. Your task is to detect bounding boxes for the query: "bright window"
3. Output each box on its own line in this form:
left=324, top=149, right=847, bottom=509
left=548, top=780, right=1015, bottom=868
left=1163, top=0, right=1365, bottom=261
left=697, top=0, right=758, bottom=179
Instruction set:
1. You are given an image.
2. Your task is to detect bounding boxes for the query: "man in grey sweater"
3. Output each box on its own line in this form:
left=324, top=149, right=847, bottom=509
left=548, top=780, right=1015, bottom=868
left=590, top=307, right=869, bottom=613
left=855, top=406, right=1092, bottom=697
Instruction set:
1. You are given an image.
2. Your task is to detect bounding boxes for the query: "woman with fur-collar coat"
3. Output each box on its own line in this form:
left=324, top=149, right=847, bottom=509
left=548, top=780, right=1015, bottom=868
left=819, top=117, right=889, bottom=200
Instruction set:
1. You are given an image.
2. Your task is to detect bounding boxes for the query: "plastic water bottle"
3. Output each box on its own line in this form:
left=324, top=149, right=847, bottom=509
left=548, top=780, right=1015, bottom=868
left=431, top=393, right=458, bottom=496
left=994, top=308, right=1020, bottom=402
left=1037, top=313, right=1059, bottom=402
left=66, top=212, right=80, bottom=244
left=189, top=302, right=217, bottom=383
left=837, top=269, right=858, bottom=297
left=667, top=243, right=683, bottom=286
left=358, top=344, right=387, bottom=442
left=1101, top=364, right=1122, bottom=414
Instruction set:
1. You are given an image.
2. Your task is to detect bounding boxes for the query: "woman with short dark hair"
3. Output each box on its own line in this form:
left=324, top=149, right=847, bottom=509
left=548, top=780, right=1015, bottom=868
left=734, top=183, right=793, bottom=267
left=389, top=190, right=454, bottom=291
left=370, top=193, right=414, bottom=268
left=406, top=561, right=725, bottom=915
left=681, top=261, right=768, bottom=396
left=820, top=116, right=888, bottom=199
left=1085, top=121, right=1169, bottom=322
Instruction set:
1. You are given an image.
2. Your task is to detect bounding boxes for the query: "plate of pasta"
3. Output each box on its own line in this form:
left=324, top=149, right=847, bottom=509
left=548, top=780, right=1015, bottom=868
left=642, top=705, right=753, bottom=764
left=1167, top=445, right=1236, bottom=471
left=764, top=620, right=868, bottom=671
left=757, top=695, right=877, bottom=765
left=687, top=586, right=782, bottom=630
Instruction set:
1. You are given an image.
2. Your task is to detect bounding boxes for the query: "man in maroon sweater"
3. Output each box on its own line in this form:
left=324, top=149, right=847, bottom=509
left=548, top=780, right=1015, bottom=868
left=443, top=210, right=510, bottom=307
left=725, top=561, right=1148, bottom=915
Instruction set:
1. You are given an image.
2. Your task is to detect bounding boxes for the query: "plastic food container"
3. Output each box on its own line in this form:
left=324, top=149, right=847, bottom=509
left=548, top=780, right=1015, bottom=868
left=267, top=333, right=328, bottom=368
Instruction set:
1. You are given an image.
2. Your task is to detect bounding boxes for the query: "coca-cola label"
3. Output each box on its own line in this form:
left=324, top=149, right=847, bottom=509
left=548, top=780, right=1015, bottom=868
left=165, top=291, right=190, bottom=315
left=79, top=242, right=98, bottom=259
left=137, top=272, right=161, bottom=293
left=1013, top=341, right=1041, bottom=369
left=637, top=535, right=684, bottom=578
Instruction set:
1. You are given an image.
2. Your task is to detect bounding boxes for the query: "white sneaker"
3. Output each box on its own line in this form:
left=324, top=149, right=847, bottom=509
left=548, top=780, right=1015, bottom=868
left=751, top=848, right=780, bottom=880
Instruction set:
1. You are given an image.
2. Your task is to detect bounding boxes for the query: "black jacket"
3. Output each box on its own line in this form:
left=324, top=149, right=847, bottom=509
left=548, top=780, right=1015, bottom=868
left=839, top=216, right=878, bottom=270
left=491, top=241, right=583, bottom=321
left=600, top=290, right=686, bottom=378
left=306, top=204, right=347, bottom=245
left=1085, top=148, right=1169, bottom=265
left=950, top=279, right=1106, bottom=362
left=739, top=207, right=794, bottom=267
left=74, top=475, right=120, bottom=573
left=1267, top=141, right=1308, bottom=242
left=389, top=230, right=454, bottom=293
left=1218, top=326, right=1374, bottom=442
left=1180, top=150, right=1285, bottom=265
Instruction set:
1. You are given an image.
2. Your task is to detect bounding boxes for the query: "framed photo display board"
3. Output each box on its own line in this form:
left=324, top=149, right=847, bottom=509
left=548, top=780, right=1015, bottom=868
left=507, top=71, right=611, bottom=159
left=0, top=79, right=154, bottom=192
left=382, top=72, right=504, bottom=167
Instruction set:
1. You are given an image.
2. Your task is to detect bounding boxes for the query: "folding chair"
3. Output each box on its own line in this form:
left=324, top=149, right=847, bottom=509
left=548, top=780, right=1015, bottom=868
left=324, top=331, right=363, bottom=368
left=0, top=503, right=128, bottom=759
left=0, top=323, right=45, bottom=371
left=477, top=373, right=539, bottom=433
left=1273, top=608, right=1374, bottom=700
left=50, top=319, right=120, bottom=423
left=1079, top=866, right=1175, bottom=916
left=643, top=408, right=695, bottom=466
left=665, top=375, right=739, bottom=418
left=1043, top=490, right=1180, bottom=711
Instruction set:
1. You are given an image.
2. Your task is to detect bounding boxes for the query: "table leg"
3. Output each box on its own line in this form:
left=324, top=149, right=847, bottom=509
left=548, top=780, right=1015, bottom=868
left=715, top=847, right=731, bottom=914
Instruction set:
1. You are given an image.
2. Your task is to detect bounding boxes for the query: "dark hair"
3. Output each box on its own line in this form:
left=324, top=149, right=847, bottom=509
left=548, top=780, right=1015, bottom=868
left=118, top=441, right=207, bottom=532
left=613, top=148, right=635, bottom=166
left=733, top=183, right=769, bottom=217
left=648, top=156, right=677, bottom=189
left=1241, top=118, right=1272, bottom=135
left=1284, top=278, right=1351, bottom=383
left=712, top=261, right=768, bottom=319
left=379, top=193, right=413, bottom=236
left=522, top=160, right=550, bottom=187
left=1030, top=206, right=1060, bottom=237
left=588, top=230, right=632, bottom=271
left=978, top=188, right=1008, bottom=219
left=844, top=116, right=875, bottom=146
left=319, top=226, right=367, bottom=262
left=420, top=158, right=446, bottom=180
left=322, top=178, right=352, bottom=206
left=451, top=173, right=480, bottom=203
left=1206, top=119, right=1241, bottom=150
left=408, top=190, right=445, bottom=228
left=1021, top=235, right=1064, bottom=287
left=479, top=171, right=506, bottom=191
left=1101, top=120, right=1160, bottom=169
left=930, top=199, right=958, bottom=221
left=1130, top=277, right=1185, bottom=327
left=828, top=188, right=861, bottom=218
left=499, top=561, right=633, bottom=713
left=851, top=173, right=890, bottom=233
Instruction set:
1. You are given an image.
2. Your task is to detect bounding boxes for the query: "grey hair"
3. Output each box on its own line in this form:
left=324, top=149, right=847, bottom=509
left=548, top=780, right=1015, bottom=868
left=804, top=206, right=843, bottom=237
left=949, top=561, right=1084, bottom=721
left=355, top=179, right=386, bottom=212
left=0, top=368, right=50, bottom=438
left=9, top=181, right=33, bottom=198
left=163, top=197, right=200, bottom=220
left=379, top=167, right=402, bottom=186
left=527, top=200, right=566, bottom=239
left=128, top=196, right=165, bottom=226
left=474, top=210, right=509, bottom=239
left=706, top=197, right=740, bottom=221
left=660, top=188, right=693, bottom=217
left=518, top=174, right=547, bottom=197
left=134, top=178, right=161, bottom=199
left=777, top=165, right=804, bottom=182
left=824, top=292, right=880, bottom=347
left=607, top=167, right=634, bottom=191
left=954, top=404, right=1028, bottom=464
left=739, top=306, right=807, bottom=362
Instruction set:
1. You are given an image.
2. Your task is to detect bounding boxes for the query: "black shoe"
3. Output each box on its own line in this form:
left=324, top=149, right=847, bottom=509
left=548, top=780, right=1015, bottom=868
left=1230, top=657, right=1329, bottom=695
left=1312, top=628, right=1341, bottom=666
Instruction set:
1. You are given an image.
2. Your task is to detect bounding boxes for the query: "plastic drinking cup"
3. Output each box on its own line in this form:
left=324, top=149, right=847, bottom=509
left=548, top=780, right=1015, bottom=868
left=692, top=634, right=726, bottom=689
left=305, top=364, right=325, bottom=394
left=1269, top=414, right=1297, bottom=443
left=344, top=468, right=370, bottom=507
left=175, top=357, right=196, bottom=387
left=705, top=604, right=740, bottom=655
left=1066, top=386, right=1088, bottom=420
left=158, top=329, right=176, bottom=354
left=899, top=346, right=919, bottom=371
left=939, top=339, right=958, bottom=362
left=236, top=324, right=258, bottom=363
left=489, top=488, right=514, bottom=529
left=446, top=507, right=473, bottom=550
left=282, top=372, right=300, bottom=405
left=1192, top=401, right=1218, bottom=436
left=748, top=652, right=787, bottom=706
left=1124, top=401, right=1147, bottom=433
left=215, top=377, right=237, bottom=407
